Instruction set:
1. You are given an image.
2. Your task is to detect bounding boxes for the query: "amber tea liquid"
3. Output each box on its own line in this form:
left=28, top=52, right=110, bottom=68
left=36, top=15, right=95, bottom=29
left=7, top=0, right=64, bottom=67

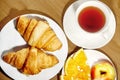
left=78, top=6, right=106, bottom=33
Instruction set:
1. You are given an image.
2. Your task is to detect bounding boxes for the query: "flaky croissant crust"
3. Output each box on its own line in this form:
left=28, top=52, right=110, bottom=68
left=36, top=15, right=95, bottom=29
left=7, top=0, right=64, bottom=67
left=3, top=47, right=59, bottom=75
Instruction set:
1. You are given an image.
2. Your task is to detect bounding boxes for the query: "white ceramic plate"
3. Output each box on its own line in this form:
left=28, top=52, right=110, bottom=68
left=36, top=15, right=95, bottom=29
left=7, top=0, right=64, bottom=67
left=63, top=0, right=116, bottom=49
left=61, top=49, right=117, bottom=80
left=0, top=14, right=68, bottom=80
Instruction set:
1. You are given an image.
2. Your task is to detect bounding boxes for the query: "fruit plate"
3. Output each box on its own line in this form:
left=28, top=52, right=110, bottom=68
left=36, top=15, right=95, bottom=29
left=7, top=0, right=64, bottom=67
left=0, top=14, right=68, bottom=80
left=61, top=49, right=117, bottom=80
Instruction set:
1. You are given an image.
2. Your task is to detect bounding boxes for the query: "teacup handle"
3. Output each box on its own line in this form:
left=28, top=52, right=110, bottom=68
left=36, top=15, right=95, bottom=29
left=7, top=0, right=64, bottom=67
left=73, top=0, right=89, bottom=11
left=103, top=31, right=108, bottom=40
left=102, top=29, right=110, bottom=40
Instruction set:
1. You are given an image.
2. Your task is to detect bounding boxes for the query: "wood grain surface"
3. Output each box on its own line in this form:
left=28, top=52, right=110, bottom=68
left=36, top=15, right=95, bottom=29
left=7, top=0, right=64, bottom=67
left=0, top=0, right=120, bottom=80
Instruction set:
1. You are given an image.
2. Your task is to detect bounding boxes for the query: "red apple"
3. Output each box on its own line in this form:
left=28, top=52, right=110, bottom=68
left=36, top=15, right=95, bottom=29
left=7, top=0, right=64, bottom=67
left=91, top=61, right=116, bottom=80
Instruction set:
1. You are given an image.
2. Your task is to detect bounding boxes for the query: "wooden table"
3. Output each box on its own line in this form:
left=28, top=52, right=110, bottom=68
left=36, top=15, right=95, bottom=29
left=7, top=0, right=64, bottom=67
left=0, top=0, right=120, bottom=80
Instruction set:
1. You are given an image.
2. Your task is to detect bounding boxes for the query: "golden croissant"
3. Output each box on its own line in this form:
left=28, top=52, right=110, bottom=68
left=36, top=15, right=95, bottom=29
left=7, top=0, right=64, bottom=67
left=3, top=47, right=59, bottom=75
left=16, top=16, right=62, bottom=51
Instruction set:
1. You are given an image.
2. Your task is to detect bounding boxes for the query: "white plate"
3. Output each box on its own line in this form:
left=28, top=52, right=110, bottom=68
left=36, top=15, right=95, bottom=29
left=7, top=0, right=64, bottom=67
left=63, top=0, right=116, bottom=49
left=0, top=14, right=68, bottom=80
left=61, top=49, right=117, bottom=80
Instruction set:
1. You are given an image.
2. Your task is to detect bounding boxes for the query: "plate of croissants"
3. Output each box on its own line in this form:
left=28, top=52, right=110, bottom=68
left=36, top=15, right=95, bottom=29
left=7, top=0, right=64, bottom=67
left=0, top=14, right=68, bottom=80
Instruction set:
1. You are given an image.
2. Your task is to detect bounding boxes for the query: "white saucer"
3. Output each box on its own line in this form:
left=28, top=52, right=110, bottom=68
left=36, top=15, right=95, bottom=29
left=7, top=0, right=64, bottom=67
left=63, top=0, right=116, bottom=49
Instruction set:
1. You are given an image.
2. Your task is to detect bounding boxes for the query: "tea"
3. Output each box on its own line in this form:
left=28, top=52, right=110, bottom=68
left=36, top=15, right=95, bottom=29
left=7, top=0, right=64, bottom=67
left=78, top=6, right=106, bottom=33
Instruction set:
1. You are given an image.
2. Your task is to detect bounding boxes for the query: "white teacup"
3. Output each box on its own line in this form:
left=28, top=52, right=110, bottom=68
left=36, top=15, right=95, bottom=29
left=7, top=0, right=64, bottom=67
left=75, top=0, right=111, bottom=38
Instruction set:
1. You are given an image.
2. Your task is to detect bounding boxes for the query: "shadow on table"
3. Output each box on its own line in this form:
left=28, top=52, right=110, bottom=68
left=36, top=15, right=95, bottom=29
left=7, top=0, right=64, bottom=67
left=0, top=8, right=57, bottom=31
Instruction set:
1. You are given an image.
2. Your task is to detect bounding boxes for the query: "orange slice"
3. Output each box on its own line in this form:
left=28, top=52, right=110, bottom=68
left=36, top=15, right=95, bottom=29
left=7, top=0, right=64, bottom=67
left=64, top=57, right=79, bottom=76
left=73, top=48, right=87, bottom=65
left=61, top=48, right=91, bottom=80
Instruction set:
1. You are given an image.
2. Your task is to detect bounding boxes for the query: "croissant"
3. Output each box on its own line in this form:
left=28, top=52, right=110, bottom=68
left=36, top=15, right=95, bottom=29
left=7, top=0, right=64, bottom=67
left=16, top=16, right=62, bottom=51
left=23, top=18, right=38, bottom=41
left=3, top=47, right=59, bottom=75
left=17, top=16, right=30, bottom=36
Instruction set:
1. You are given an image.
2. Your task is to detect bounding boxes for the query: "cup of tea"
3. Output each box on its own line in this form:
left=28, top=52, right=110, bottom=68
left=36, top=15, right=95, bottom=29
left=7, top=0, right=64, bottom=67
left=75, top=0, right=111, bottom=35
